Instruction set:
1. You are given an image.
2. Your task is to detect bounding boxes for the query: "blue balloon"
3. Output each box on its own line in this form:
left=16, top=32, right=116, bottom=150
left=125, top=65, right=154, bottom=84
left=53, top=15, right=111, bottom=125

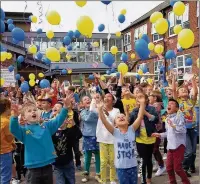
left=67, top=31, right=74, bottom=39
left=136, top=74, right=141, bottom=80
left=15, top=74, right=21, bottom=80
left=20, top=82, right=29, bottom=93
left=178, top=47, right=183, bottom=52
left=135, top=39, right=150, bottom=60
left=73, top=30, right=81, bottom=38
left=111, top=68, right=115, bottom=73
left=170, top=0, right=177, bottom=7
left=63, top=36, right=71, bottom=46
left=118, top=14, right=125, bottom=23
left=40, top=79, right=50, bottom=89
left=160, top=65, right=165, bottom=73
left=165, top=50, right=176, bottom=59
left=0, top=8, right=5, bottom=20
left=140, top=64, right=148, bottom=73
left=35, top=52, right=43, bottom=60
left=101, top=1, right=111, bottom=5
left=28, top=16, right=32, bottom=21
left=98, top=24, right=105, bottom=32
left=61, top=69, right=67, bottom=75
left=0, top=45, right=7, bottom=52
left=67, top=45, right=72, bottom=51
left=55, top=65, right=59, bottom=69
left=106, top=70, right=111, bottom=75
left=8, top=65, right=14, bottom=72
left=103, top=53, right=115, bottom=67
left=17, top=55, right=24, bottom=63
left=12, top=27, right=25, bottom=41
left=88, top=74, right=95, bottom=80
left=116, top=72, right=120, bottom=78
left=12, top=38, right=19, bottom=45
left=7, top=19, right=13, bottom=24
left=8, top=24, right=15, bottom=31
left=37, top=28, right=43, bottom=34
left=141, top=34, right=150, bottom=44
left=121, top=53, right=128, bottom=62
left=43, top=58, right=51, bottom=65
left=185, top=58, right=193, bottom=66
left=0, top=20, right=5, bottom=33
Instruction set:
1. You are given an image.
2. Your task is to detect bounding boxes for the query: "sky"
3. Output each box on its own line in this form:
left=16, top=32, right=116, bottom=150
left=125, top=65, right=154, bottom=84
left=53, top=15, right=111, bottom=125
left=1, top=1, right=163, bottom=33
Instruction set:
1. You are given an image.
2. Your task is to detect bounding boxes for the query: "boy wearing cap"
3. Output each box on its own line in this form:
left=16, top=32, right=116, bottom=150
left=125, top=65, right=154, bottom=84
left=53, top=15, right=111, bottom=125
left=41, top=98, right=53, bottom=122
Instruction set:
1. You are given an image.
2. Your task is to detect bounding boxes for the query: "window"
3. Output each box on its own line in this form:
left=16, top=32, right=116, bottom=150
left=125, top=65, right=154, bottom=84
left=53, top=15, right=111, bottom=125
left=154, top=60, right=164, bottom=81
left=168, top=4, right=189, bottom=36
left=123, top=32, right=131, bottom=52
left=151, top=23, right=163, bottom=42
left=170, top=54, right=192, bottom=81
left=134, top=24, right=147, bottom=42
left=197, top=1, right=199, bottom=27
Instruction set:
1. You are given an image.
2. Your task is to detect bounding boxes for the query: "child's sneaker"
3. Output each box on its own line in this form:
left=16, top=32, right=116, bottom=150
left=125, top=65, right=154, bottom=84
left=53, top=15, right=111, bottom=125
left=155, top=166, right=166, bottom=176
left=82, top=171, right=89, bottom=183
left=94, top=174, right=101, bottom=183
left=11, top=178, right=20, bottom=184
left=163, top=153, right=167, bottom=160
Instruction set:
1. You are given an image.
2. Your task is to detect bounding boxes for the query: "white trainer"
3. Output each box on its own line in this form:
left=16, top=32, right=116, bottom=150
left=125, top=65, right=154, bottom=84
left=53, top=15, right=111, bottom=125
left=155, top=166, right=166, bottom=176
left=163, top=153, right=167, bottom=160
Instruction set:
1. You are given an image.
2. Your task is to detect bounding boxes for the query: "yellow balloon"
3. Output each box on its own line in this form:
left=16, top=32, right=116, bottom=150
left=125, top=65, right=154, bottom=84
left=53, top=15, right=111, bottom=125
left=68, top=69, right=72, bottom=74
left=38, top=72, right=44, bottom=78
left=6, top=52, right=12, bottom=59
left=93, top=42, right=99, bottom=47
left=110, top=46, right=118, bottom=55
left=147, top=78, right=153, bottom=85
left=139, top=33, right=143, bottom=39
left=46, top=30, right=54, bottom=39
left=120, top=9, right=127, bottom=15
left=115, top=31, right=121, bottom=37
left=77, top=16, right=94, bottom=37
left=138, top=69, right=143, bottom=75
left=0, top=52, right=7, bottom=62
left=29, top=73, right=36, bottom=80
left=59, top=46, right=66, bottom=53
left=148, top=42, right=155, bottom=51
left=173, top=1, right=185, bottom=16
left=75, top=1, right=87, bottom=7
left=31, top=16, right=37, bottom=23
left=46, top=47, right=60, bottom=62
left=173, top=24, right=182, bottom=35
left=29, top=80, right=36, bottom=87
left=66, top=54, right=71, bottom=61
left=197, top=58, right=199, bottom=68
left=46, top=10, right=61, bottom=25
left=28, top=45, right=37, bottom=54
left=154, top=44, right=164, bottom=54
left=178, top=29, right=194, bottom=49
left=118, top=63, right=128, bottom=75
left=150, top=12, right=163, bottom=23
left=131, top=53, right=135, bottom=59
left=0, top=78, right=5, bottom=86
left=155, top=18, right=168, bottom=35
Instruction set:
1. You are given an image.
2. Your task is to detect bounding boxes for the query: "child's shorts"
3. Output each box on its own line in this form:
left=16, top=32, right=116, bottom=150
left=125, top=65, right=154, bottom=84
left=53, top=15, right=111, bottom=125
left=116, top=166, right=138, bottom=184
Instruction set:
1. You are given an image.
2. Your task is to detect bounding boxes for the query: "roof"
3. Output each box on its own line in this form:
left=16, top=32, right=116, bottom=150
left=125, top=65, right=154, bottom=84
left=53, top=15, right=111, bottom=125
left=5, top=12, right=32, bottom=22
left=122, top=1, right=170, bottom=32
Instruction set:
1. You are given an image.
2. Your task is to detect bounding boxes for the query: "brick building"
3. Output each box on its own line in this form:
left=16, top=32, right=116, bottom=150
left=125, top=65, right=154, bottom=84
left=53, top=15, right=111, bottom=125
left=122, top=1, right=199, bottom=82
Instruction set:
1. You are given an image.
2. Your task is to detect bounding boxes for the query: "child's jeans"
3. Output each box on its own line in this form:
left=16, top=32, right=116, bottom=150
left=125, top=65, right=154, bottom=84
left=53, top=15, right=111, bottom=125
left=26, top=164, right=53, bottom=184
left=54, top=161, right=75, bottom=184
left=0, top=152, right=12, bottom=184
left=116, top=166, right=138, bottom=184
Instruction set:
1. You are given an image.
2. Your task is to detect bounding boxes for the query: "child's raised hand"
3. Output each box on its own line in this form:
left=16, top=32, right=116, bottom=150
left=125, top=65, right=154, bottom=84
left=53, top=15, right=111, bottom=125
left=63, top=92, right=74, bottom=109
left=151, top=133, right=161, bottom=138
left=95, top=99, right=104, bottom=110
left=137, top=96, right=146, bottom=105
left=11, top=104, right=19, bottom=117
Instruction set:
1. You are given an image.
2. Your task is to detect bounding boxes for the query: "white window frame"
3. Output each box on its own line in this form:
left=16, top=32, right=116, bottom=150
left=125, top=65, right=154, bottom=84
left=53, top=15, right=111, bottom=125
left=168, top=4, right=189, bottom=37
left=154, top=60, right=164, bottom=81
left=123, top=32, right=131, bottom=52
left=151, top=23, right=163, bottom=42
left=134, top=24, right=147, bottom=42
left=197, top=1, right=199, bottom=28
left=170, top=54, right=192, bottom=81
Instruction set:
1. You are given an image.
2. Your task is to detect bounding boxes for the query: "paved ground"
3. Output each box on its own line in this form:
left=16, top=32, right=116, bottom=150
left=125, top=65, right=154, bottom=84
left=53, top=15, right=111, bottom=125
left=19, top=145, right=199, bottom=184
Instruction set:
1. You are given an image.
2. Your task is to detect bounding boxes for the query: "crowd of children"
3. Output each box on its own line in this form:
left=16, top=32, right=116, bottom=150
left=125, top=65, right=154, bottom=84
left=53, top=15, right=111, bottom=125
left=0, top=71, right=199, bottom=184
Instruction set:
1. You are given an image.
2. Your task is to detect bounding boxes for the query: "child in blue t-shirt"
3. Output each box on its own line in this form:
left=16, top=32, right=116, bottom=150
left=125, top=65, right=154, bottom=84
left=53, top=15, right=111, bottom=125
left=10, top=93, right=73, bottom=184
left=96, top=96, right=145, bottom=184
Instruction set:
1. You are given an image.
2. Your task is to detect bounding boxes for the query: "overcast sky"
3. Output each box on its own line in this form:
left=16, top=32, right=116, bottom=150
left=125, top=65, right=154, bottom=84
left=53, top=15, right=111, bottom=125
left=1, top=1, right=163, bottom=33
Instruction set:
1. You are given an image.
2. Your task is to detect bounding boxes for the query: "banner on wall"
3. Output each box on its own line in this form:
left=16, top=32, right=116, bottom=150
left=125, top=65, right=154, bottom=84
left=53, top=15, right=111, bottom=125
left=1, top=69, right=16, bottom=87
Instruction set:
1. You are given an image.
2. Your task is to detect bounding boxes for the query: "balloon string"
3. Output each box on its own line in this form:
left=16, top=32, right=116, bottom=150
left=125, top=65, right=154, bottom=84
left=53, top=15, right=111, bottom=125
left=37, top=1, right=43, bottom=25
left=106, top=6, right=110, bottom=37
left=23, top=1, right=31, bottom=42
